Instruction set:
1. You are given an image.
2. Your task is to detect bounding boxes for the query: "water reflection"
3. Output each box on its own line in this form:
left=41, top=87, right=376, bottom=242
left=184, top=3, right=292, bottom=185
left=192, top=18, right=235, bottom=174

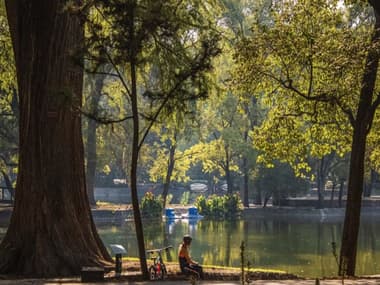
left=1, top=216, right=379, bottom=277
left=96, top=216, right=380, bottom=278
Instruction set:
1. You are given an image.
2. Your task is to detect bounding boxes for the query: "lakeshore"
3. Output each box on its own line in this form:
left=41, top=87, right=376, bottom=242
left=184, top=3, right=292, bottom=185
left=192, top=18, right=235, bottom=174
left=3, top=202, right=380, bottom=225
left=1, top=203, right=380, bottom=282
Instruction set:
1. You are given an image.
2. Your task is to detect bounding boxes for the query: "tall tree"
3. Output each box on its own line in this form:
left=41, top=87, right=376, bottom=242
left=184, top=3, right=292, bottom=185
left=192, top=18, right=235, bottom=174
left=83, top=71, right=108, bottom=205
left=339, top=0, right=380, bottom=276
left=234, top=0, right=380, bottom=276
left=148, top=118, right=195, bottom=209
left=84, top=0, right=221, bottom=278
left=192, top=91, right=243, bottom=194
left=0, top=0, right=113, bottom=276
left=206, top=0, right=266, bottom=203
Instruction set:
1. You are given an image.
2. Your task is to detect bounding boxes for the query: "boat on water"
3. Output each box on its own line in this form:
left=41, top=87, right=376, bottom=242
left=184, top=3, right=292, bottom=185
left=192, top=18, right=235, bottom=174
left=164, top=207, right=203, bottom=220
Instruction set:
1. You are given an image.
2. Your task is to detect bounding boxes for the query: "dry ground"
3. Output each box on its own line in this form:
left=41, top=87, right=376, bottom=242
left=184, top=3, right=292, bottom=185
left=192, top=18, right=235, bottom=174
left=109, top=260, right=299, bottom=282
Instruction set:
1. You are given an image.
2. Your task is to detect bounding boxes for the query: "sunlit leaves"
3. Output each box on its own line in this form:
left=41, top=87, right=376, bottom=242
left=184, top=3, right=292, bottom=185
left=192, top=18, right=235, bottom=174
left=148, top=147, right=192, bottom=183
left=0, top=1, right=17, bottom=180
left=189, top=139, right=240, bottom=176
left=234, top=0, right=374, bottom=175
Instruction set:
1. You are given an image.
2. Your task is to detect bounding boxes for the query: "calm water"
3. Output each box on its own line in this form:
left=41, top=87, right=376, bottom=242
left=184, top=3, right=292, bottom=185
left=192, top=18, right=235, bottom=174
left=1, top=216, right=380, bottom=277
left=97, top=216, right=380, bottom=278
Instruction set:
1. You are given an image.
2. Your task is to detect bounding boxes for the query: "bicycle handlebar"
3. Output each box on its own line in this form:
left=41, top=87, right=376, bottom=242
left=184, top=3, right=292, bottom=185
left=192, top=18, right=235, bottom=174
left=146, top=245, right=173, bottom=254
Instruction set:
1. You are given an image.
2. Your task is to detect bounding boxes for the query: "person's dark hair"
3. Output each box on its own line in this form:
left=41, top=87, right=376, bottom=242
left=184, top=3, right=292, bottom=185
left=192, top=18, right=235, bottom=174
left=183, top=234, right=192, bottom=244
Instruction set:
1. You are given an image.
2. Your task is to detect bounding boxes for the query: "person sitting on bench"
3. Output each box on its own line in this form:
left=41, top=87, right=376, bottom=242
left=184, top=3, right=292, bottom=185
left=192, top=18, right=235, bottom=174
left=178, top=234, right=204, bottom=279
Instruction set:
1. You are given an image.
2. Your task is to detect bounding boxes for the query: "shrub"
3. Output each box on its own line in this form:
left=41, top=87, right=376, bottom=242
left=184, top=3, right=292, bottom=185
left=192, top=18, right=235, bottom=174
left=140, top=192, right=163, bottom=219
left=195, top=193, right=243, bottom=219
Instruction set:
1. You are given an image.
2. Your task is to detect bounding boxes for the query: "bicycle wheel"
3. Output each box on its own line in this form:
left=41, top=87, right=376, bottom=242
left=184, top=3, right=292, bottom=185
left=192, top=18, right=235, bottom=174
left=154, top=264, right=164, bottom=280
left=149, top=265, right=157, bottom=280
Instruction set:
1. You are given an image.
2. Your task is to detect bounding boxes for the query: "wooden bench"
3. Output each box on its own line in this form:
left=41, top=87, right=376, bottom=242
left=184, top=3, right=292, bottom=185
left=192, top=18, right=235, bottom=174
left=80, top=266, right=104, bottom=282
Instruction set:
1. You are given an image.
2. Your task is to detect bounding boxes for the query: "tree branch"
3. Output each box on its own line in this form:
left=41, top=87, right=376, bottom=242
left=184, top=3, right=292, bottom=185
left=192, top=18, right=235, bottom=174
left=80, top=109, right=133, bottom=124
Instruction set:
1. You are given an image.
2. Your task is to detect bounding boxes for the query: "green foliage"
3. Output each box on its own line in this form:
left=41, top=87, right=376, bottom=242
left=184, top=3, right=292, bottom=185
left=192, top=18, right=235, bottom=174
left=81, top=0, right=222, bottom=189
left=195, top=193, right=243, bottom=219
left=140, top=191, right=163, bottom=219
left=84, top=0, right=221, bottom=118
left=253, top=162, right=309, bottom=203
left=0, top=1, right=18, bottom=182
left=233, top=0, right=373, bottom=175
left=180, top=191, right=191, bottom=205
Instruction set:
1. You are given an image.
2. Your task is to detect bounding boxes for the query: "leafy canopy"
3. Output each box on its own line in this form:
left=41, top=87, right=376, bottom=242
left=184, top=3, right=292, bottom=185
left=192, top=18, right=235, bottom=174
left=234, top=0, right=374, bottom=175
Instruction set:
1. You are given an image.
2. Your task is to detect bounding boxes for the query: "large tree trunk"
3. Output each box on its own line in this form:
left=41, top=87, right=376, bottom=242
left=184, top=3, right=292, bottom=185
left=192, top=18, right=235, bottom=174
left=339, top=5, right=380, bottom=276
left=0, top=0, right=113, bottom=277
left=339, top=121, right=367, bottom=276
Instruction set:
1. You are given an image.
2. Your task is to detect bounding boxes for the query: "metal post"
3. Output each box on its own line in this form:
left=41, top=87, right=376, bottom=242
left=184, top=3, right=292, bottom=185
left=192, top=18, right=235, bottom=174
left=109, top=244, right=127, bottom=277
left=115, top=253, right=122, bottom=276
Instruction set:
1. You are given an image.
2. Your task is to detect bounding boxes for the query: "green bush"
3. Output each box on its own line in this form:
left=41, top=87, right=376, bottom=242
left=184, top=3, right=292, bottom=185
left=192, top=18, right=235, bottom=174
left=195, top=193, right=243, bottom=219
left=140, top=192, right=163, bottom=219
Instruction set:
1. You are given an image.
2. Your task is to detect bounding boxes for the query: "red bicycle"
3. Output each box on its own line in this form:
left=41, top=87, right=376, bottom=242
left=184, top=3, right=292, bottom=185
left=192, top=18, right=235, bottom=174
left=147, top=245, right=173, bottom=280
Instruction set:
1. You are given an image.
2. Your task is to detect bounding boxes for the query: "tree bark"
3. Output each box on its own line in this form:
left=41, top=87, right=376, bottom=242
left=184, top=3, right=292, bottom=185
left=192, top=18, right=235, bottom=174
left=162, top=143, right=176, bottom=210
left=130, top=56, right=149, bottom=278
left=329, top=181, right=336, bottom=207
left=315, top=157, right=326, bottom=209
left=316, top=154, right=334, bottom=209
left=338, top=179, right=344, bottom=208
left=0, top=0, right=113, bottom=277
left=242, top=157, right=249, bottom=207
left=339, top=5, right=380, bottom=276
left=363, top=169, right=376, bottom=197
left=86, top=114, right=98, bottom=206
left=339, top=121, right=368, bottom=276
left=225, top=146, right=233, bottom=194
left=128, top=3, right=148, bottom=273
left=85, top=74, right=106, bottom=206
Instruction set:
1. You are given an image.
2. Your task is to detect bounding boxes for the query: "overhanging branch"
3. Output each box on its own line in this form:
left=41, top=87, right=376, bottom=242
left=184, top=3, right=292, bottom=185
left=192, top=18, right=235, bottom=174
left=80, top=109, right=133, bottom=124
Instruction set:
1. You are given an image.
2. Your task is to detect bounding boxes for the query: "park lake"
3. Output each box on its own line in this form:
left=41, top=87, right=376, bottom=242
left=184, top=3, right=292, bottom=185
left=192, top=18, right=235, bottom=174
left=1, top=212, right=380, bottom=278
left=93, top=213, right=380, bottom=278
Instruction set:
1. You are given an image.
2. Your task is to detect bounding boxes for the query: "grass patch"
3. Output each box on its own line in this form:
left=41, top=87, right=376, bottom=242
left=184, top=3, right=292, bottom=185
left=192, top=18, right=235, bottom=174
left=120, top=257, right=286, bottom=275
left=96, top=201, right=114, bottom=206
left=121, top=257, right=140, bottom=262
left=203, top=264, right=286, bottom=274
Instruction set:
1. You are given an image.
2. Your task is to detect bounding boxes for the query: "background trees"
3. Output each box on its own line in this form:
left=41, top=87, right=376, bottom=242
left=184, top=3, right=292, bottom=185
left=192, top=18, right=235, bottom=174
left=0, top=1, right=17, bottom=198
left=234, top=0, right=380, bottom=276
left=147, top=115, right=197, bottom=209
left=83, top=0, right=221, bottom=278
left=1, top=0, right=380, bottom=279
